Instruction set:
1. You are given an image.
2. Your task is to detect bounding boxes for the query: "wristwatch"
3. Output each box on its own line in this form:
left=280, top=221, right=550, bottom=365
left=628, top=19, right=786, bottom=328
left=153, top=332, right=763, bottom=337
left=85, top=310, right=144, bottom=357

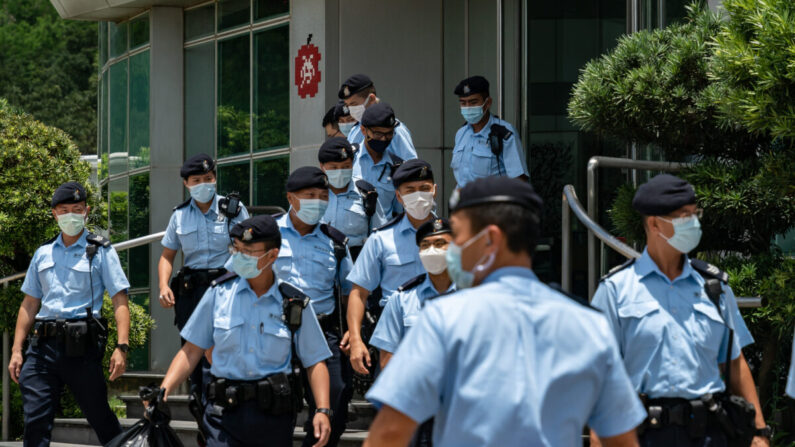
left=115, top=343, right=129, bottom=354
left=315, top=408, right=333, bottom=418
left=756, top=425, right=773, bottom=438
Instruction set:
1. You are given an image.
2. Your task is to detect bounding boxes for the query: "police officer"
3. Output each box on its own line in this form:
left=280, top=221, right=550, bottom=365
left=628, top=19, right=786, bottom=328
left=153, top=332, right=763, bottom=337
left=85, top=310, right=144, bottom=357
left=273, top=166, right=354, bottom=447
left=363, top=177, right=646, bottom=446
left=334, top=101, right=358, bottom=139
left=352, top=102, right=417, bottom=227
left=318, top=137, right=379, bottom=261
left=322, top=105, right=342, bottom=139
left=345, top=159, right=437, bottom=375
left=591, top=174, right=771, bottom=446
left=9, top=182, right=131, bottom=446
left=157, top=153, right=250, bottom=406
left=369, top=218, right=455, bottom=447
left=339, top=74, right=417, bottom=159
left=159, top=215, right=333, bottom=447
left=788, top=331, right=795, bottom=399
left=451, top=75, right=528, bottom=188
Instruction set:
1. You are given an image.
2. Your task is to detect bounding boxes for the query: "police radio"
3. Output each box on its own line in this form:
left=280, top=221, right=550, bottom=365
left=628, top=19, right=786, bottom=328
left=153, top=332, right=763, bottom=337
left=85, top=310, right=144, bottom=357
left=219, top=192, right=242, bottom=219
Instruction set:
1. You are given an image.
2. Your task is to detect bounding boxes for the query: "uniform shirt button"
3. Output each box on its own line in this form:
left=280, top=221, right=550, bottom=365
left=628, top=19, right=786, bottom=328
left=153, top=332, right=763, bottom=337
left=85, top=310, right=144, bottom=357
left=249, top=348, right=253, bottom=353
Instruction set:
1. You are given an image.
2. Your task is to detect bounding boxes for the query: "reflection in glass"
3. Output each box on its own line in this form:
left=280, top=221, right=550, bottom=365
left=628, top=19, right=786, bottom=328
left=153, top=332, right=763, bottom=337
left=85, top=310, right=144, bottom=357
left=255, top=0, right=289, bottom=21
left=129, top=173, right=150, bottom=288
left=254, top=156, right=289, bottom=211
left=185, top=43, right=215, bottom=160
left=126, top=293, right=150, bottom=371
left=109, top=177, right=129, bottom=273
left=109, top=22, right=128, bottom=58
left=109, top=61, right=128, bottom=175
left=130, top=51, right=150, bottom=168
left=130, top=15, right=150, bottom=48
left=99, top=74, right=108, bottom=179
left=217, top=162, right=251, bottom=204
left=185, top=4, right=215, bottom=40
left=254, top=25, right=289, bottom=152
left=217, top=35, right=251, bottom=157
left=99, top=22, right=108, bottom=67
left=219, top=0, right=250, bottom=30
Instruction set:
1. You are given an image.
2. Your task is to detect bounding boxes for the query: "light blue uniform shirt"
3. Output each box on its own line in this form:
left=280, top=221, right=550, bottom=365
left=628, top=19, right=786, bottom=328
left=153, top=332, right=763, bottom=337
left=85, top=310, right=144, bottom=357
left=370, top=274, right=455, bottom=354
left=787, top=331, right=795, bottom=398
left=321, top=181, right=370, bottom=248
left=21, top=231, right=130, bottom=319
left=161, top=194, right=250, bottom=269
left=451, top=114, right=528, bottom=188
left=591, top=249, right=754, bottom=400
left=346, top=214, right=425, bottom=306
left=366, top=267, right=646, bottom=445
left=273, top=214, right=354, bottom=316
left=181, top=274, right=332, bottom=380
left=349, top=122, right=417, bottom=227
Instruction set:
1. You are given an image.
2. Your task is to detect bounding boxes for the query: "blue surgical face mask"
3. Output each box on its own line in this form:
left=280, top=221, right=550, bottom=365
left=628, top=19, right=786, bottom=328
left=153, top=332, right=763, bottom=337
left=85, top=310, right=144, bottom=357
left=445, top=227, right=496, bottom=289
left=231, top=251, right=271, bottom=279
left=326, top=169, right=353, bottom=189
left=338, top=121, right=356, bottom=137
left=658, top=215, right=702, bottom=254
left=460, top=104, right=486, bottom=125
left=189, top=182, right=216, bottom=204
left=295, top=199, right=329, bottom=225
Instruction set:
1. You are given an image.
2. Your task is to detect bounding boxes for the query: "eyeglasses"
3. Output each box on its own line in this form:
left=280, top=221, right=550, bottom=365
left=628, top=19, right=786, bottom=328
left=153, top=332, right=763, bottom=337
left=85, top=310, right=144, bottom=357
left=228, top=244, right=267, bottom=257
left=419, top=239, right=450, bottom=250
left=367, top=129, right=395, bottom=140
left=665, top=208, right=703, bottom=220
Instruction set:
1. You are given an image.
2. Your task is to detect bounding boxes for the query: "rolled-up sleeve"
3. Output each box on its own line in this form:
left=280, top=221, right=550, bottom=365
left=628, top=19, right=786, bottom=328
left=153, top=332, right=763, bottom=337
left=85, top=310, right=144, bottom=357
left=369, top=293, right=403, bottom=354
left=181, top=289, right=215, bottom=350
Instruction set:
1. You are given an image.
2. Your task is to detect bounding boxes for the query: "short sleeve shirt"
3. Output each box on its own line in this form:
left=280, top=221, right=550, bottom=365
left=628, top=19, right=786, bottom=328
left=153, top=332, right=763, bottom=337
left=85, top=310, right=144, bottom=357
left=451, top=114, right=528, bottom=188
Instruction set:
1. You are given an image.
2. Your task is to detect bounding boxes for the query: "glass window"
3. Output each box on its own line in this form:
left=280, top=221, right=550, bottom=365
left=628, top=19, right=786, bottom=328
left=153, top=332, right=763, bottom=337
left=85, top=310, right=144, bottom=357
left=130, top=15, right=150, bottom=48
left=217, top=161, right=251, bottom=203
left=185, top=43, right=216, bottom=160
left=126, top=293, right=149, bottom=371
left=255, top=0, right=289, bottom=21
left=109, top=61, right=128, bottom=175
left=253, top=156, right=289, bottom=211
left=99, top=74, right=108, bottom=179
left=129, top=51, right=150, bottom=169
left=217, top=34, right=251, bottom=158
left=254, top=25, right=289, bottom=152
left=219, top=0, right=250, bottom=30
left=109, top=177, right=129, bottom=272
left=129, top=172, right=150, bottom=288
left=109, top=22, right=128, bottom=58
left=185, top=4, right=216, bottom=40
left=99, top=22, right=108, bottom=67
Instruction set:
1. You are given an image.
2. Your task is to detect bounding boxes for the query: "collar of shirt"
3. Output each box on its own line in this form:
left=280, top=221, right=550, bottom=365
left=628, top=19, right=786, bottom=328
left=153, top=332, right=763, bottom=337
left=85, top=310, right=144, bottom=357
left=234, top=272, right=283, bottom=304
left=53, top=230, right=88, bottom=249
left=397, top=214, right=419, bottom=235
left=481, top=266, right=538, bottom=285
left=190, top=193, right=219, bottom=218
left=356, top=143, right=391, bottom=167
left=635, top=248, right=701, bottom=286
left=279, top=211, right=322, bottom=239
left=417, top=275, right=455, bottom=306
left=469, top=113, right=496, bottom=138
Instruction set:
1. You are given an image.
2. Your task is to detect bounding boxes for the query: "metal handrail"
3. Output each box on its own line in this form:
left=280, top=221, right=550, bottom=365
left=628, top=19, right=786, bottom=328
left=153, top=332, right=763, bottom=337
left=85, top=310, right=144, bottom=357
left=1, top=230, right=164, bottom=440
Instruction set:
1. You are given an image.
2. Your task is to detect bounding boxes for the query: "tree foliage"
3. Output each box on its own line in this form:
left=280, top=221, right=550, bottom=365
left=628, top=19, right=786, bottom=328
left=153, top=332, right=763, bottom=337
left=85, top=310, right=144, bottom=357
left=0, top=0, right=97, bottom=154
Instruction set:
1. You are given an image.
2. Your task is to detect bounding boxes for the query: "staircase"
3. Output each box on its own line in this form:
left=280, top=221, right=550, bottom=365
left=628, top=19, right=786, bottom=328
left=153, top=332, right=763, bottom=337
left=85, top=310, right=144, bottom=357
left=30, top=373, right=372, bottom=447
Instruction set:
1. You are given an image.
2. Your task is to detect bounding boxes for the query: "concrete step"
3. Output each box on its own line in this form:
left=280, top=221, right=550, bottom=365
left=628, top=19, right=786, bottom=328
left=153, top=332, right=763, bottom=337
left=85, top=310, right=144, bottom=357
left=111, top=372, right=188, bottom=397
left=51, top=418, right=368, bottom=446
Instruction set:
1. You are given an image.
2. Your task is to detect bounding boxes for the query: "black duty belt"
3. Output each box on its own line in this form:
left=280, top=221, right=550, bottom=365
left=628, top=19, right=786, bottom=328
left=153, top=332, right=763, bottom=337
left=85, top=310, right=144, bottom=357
left=316, top=311, right=340, bottom=334
left=33, top=318, right=107, bottom=339
left=177, top=267, right=226, bottom=290
left=641, top=395, right=718, bottom=438
left=206, top=373, right=296, bottom=415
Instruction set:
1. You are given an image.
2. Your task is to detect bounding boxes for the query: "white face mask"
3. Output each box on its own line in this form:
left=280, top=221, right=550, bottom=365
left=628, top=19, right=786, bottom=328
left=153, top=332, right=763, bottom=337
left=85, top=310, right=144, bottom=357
left=325, top=168, right=353, bottom=189
left=57, top=213, right=86, bottom=237
left=348, top=96, right=371, bottom=122
left=401, top=190, right=435, bottom=220
left=420, top=246, right=448, bottom=275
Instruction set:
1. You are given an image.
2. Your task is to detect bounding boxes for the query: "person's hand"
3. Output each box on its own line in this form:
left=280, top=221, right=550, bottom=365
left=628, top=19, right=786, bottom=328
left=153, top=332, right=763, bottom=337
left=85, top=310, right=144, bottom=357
left=108, top=347, right=127, bottom=381
left=8, top=351, right=24, bottom=384
left=349, top=338, right=371, bottom=374
left=751, top=435, right=770, bottom=447
left=158, top=285, right=175, bottom=308
left=312, top=412, right=331, bottom=447
left=339, top=331, right=351, bottom=356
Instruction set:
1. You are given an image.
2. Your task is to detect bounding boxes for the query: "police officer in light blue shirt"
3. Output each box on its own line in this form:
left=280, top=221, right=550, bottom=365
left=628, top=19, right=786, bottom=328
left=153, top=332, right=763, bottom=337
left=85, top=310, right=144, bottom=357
left=452, top=76, right=528, bottom=188
left=318, top=137, right=379, bottom=261
left=788, top=331, right=795, bottom=399
left=591, top=174, right=771, bottom=446
left=9, top=182, right=131, bottom=446
left=364, top=177, right=646, bottom=447
left=345, top=160, right=437, bottom=376
left=160, top=215, right=333, bottom=447
left=273, top=166, right=354, bottom=447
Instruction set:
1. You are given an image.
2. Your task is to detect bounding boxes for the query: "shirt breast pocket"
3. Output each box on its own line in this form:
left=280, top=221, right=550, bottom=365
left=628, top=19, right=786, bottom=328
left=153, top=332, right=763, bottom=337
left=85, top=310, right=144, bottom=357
left=402, top=315, right=418, bottom=329
left=210, top=222, right=229, bottom=253
left=385, top=252, right=416, bottom=271
left=66, top=257, right=93, bottom=293
left=275, top=246, right=293, bottom=278
left=618, top=300, right=663, bottom=349
left=451, top=148, right=463, bottom=171
left=342, top=201, right=368, bottom=233
left=176, top=222, right=199, bottom=253
left=213, top=315, right=245, bottom=354
left=309, top=246, right=337, bottom=284
left=36, top=258, right=55, bottom=294
left=260, top=324, right=292, bottom=367
left=691, top=301, right=726, bottom=356
left=471, top=142, right=495, bottom=177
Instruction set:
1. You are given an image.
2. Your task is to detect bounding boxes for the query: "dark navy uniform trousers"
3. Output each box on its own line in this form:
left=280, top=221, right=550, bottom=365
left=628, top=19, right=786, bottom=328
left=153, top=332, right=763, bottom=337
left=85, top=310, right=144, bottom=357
left=203, top=400, right=294, bottom=447
left=641, top=425, right=728, bottom=446
left=19, top=337, right=121, bottom=446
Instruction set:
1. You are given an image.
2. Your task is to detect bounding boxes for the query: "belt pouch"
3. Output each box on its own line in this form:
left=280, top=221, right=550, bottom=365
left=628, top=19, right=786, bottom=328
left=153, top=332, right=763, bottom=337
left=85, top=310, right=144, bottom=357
left=267, top=373, right=292, bottom=415
left=224, top=385, right=240, bottom=409
left=64, top=321, right=88, bottom=357
left=257, top=380, right=273, bottom=412
left=688, top=400, right=707, bottom=438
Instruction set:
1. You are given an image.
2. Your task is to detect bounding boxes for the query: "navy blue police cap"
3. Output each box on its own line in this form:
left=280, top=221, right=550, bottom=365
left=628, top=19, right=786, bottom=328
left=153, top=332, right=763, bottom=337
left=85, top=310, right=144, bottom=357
left=454, top=75, right=490, bottom=97
left=322, top=106, right=337, bottom=127
left=393, top=159, right=434, bottom=188
left=51, top=181, right=87, bottom=207
left=416, top=218, right=451, bottom=246
left=334, top=101, right=351, bottom=120
left=338, top=74, right=373, bottom=99
left=286, top=166, right=329, bottom=192
left=632, top=174, right=696, bottom=216
left=318, top=137, right=355, bottom=163
left=449, top=176, right=542, bottom=215
left=361, top=102, right=399, bottom=128
left=230, top=215, right=281, bottom=245
left=180, top=153, right=215, bottom=179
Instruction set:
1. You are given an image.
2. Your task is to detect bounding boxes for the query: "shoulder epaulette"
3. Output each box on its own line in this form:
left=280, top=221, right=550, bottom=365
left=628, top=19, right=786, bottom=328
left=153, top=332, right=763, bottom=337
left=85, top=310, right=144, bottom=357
left=690, top=258, right=729, bottom=284
left=319, top=223, right=348, bottom=247
left=398, top=273, right=426, bottom=292
left=278, top=282, right=309, bottom=302
left=374, top=213, right=404, bottom=232
left=460, top=121, right=468, bottom=128
left=351, top=142, right=361, bottom=155
left=173, top=198, right=191, bottom=211
left=547, top=282, right=600, bottom=311
left=355, top=179, right=376, bottom=194
left=211, top=271, right=238, bottom=287
left=388, top=152, right=404, bottom=167
left=86, top=232, right=111, bottom=248
left=490, top=123, right=512, bottom=140
left=600, top=258, right=636, bottom=281
left=39, top=234, right=59, bottom=247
